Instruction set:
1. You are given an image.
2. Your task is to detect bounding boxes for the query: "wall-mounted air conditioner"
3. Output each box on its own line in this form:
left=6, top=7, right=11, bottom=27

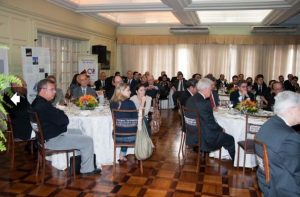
left=251, top=26, right=297, bottom=33
left=169, top=26, right=209, bottom=34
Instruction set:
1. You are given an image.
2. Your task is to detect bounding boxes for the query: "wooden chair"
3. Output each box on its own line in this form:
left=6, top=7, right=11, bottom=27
left=254, top=139, right=270, bottom=185
left=150, top=97, right=161, bottom=148
left=111, top=109, right=143, bottom=174
left=6, top=114, right=35, bottom=169
left=28, top=111, right=77, bottom=184
left=237, top=114, right=262, bottom=175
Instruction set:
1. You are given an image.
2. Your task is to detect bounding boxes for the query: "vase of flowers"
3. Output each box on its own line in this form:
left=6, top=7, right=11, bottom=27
left=235, top=100, right=258, bottom=114
left=76, top=95, right=98, bottom=110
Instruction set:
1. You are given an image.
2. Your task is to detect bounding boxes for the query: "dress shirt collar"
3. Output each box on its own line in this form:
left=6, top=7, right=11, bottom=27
left=199, top=92, right=206, bottom=99
left=187, top=89, right=193, bottom=96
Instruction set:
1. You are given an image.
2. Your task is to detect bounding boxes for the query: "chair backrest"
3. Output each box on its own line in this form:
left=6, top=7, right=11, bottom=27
left=111, top=109, right=140, bottom=139
left=244, top=115, right=262, bottom=149
left=151, top=99, right=161, bottom=134
left=27, top=110, right=45, bottom=150
left=177, top=99, right=185, bottom=132
left=254, top=139, right=270, bottom=184
left=181, top=106, right=202, bottom=147
left=6, top=114, right=14, bottom=136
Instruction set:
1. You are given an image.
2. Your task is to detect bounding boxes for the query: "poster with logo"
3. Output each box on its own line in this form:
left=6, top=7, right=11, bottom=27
left=21, top=47, right=50, bottom=103
left=78, top=54, right=98, bottom=83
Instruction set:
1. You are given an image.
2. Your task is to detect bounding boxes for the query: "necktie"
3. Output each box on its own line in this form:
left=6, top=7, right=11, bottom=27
left=102, top=80, right=105, bottom=87
left=82, top=88, right=86, bottom=95
left=210, top=95, right=216, bottom=109
left=180, top=80, right=183, bottom=91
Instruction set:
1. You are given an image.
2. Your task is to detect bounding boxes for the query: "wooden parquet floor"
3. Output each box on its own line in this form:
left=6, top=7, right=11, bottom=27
left=0, top=110, right=261, bottom=197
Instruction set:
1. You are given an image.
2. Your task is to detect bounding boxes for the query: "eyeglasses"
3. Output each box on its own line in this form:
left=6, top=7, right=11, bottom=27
left=42, top=88, right=56, bottom=92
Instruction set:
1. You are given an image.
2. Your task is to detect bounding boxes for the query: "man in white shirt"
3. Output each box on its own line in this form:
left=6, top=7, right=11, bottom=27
left=71, top=74, right=97, bottom=99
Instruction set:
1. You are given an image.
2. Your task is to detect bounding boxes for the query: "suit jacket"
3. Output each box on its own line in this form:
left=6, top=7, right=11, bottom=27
left=284, top=80, right=295, bottom=92
left=216, top=79, right=227, bottom=89
left=255, top=116, right=300, bottom=197
left=94, top=79, right=108, bottom=91
left=179, top=90, right=193, bottom=106
left=124, top=78, right=139, bottom=96
left=32, top=95, right=69, bottom=141
left=253, top=83, right=269, bottom=97
left=173, top=79, right=187, bottom=91
left=185, top=93, right=225, bottom=151
left=72, top=86, right=97, bottom=99
left=3, top=91, right=32, bottom=140
left=229, top=90, right=255, bottom=107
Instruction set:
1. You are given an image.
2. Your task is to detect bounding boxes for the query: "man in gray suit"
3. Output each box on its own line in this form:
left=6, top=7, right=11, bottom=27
left=186, top=78, right=235, bottom=161
left=255, top=91, right=300, bottom=197
left=72, top=73, right=97, bottom=99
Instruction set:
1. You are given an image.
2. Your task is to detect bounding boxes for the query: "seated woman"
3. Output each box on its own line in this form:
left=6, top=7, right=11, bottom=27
left=130, top=84, right=152, bottom=135
left=110, top=83, right=145, bottom=161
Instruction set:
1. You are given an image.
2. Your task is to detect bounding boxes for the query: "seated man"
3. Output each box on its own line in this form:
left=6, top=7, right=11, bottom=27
left=230, top=80, right=255, bottom=107
left=186, top=78, right=235, bottom=161
left=255, top=91, right=300, bottom=197
left=32, top=79, right=100, bottom=175
left=145, top=75, right=159, bottom=99
left=179, top=78, right=197, bottom=107
left=71, top=73, right=97, bottom=99
left=47, top=75, right=64, bottom=106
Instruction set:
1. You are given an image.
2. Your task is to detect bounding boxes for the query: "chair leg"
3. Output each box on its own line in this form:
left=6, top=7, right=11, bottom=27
left=178, top=131, right=184, bottom=162
left=196, top=148, right=201, bottom=173
left=139, top=160, right=143, bottom=174
left=66, top=152, right=69, bottom=177
left=113, top=147, right=116, bottom=174
left=242, top=152, right=246, bottom=176
left=36, top=154, right=40, bottom=177
left=10, top=141, right=15, bottom=169
left=237, top=146, right=240, bottom=170
left=30, top=141, right=34, bottom=155
left=42, top=155, right=46, bottom=184
left=218, top=148, right=222, bottom=160
left=72, top=151, right=76, bottom=179
left=182, top=133, right=186, bottom=160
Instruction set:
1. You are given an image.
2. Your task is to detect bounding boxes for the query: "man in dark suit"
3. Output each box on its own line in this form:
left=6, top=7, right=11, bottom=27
left=94, top=71, right=108, bottom=91
left=71, top=74, right=97, bottom=99
left=179, top=79, right=198, bottom=106
left=216, top=74, right=227, bottom=90
left=255, top=91, right=300, bottom=197
left=230, top=80, right=255, bottom=107
left=265, top=82, right=283, bottom=111
left=3, top=77, right=33, bottom=140
left=284, top=74, right=295, bottom=91
left=106, top=75, right=123, bottom=100
left=158, top=71, right=170, bottom=82
left=124, top=71, right=139, bottom=96
left=186, top=78, right=235, bottom=161
left=253, top=74, right=269, bottom=96
left=172, top=73, right=187, bottom=109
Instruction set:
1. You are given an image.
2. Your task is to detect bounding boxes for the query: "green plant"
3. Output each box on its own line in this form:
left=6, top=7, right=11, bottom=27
left=0, top=74, right=21, bottom=151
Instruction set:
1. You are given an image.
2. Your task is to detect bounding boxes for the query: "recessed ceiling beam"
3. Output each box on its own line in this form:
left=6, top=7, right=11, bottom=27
left=185, top=0, right=291, bottom=11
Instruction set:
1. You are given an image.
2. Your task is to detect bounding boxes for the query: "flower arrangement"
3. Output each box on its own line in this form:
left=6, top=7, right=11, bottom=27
left=76, top=95, right=98, bottom=110
left=235, top=100, right=258, bottom=114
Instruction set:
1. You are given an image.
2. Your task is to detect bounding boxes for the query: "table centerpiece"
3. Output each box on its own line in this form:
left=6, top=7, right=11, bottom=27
left=76, top=95, right=98, bottom=110
left=235, top=100, right=258, bottom=114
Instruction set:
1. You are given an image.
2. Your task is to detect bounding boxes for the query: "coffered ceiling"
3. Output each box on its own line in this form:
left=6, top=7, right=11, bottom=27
left=48, top=0, right=300, bottom=27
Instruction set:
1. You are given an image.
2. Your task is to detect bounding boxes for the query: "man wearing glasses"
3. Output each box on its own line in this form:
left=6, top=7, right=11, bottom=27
left=230, top=80, right=255, bottom=107
left=31, top=79, right=101, bottom=175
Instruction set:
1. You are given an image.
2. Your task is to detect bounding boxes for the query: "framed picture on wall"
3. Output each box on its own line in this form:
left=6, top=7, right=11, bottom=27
left=101, top=51, right=111, bottom=70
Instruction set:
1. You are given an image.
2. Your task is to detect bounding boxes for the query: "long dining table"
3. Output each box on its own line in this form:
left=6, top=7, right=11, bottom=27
left=211, top=107, right=273, bottom=168
left=46, top=103, right=134, bottom=170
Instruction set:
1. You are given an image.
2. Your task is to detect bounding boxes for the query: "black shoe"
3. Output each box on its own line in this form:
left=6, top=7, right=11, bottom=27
left=81, top=168, right=102, bottom=176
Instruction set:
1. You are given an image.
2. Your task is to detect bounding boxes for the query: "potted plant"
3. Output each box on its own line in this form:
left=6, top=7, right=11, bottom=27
left=0, top=74, right=21, bottom=151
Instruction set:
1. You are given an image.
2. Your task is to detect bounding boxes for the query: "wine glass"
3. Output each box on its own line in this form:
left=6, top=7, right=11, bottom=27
left=227, top=101, right=233, bottom=112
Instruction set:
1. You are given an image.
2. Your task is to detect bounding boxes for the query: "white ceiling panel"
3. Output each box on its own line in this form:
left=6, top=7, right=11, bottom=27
left=70, top=0, right=162, bottom=5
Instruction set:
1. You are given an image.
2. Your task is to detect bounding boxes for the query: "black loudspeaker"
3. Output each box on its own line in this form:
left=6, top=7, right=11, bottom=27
left=92, top=45, right=107, bottom=63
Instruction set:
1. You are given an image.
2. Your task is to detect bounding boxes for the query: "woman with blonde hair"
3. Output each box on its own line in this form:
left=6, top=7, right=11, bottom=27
left=110, top=83, right=145, bottom=161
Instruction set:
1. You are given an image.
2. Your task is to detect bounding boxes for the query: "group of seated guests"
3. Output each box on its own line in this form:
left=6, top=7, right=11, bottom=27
left=3, top=70, right=300, bottom=186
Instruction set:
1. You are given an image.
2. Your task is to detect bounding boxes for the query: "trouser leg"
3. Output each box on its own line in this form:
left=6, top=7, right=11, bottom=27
left=220, top=133, right=235, bottom=160
left=45, top=133, right=95, bottom=173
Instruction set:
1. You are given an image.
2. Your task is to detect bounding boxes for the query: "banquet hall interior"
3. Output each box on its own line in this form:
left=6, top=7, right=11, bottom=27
left=0, top=0, right=300, bottom=196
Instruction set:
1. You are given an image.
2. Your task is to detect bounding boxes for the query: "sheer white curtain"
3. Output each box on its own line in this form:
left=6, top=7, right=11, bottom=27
left=37, top=33, right=84, bottom=92
left=120, top=43, right=300, bottom=81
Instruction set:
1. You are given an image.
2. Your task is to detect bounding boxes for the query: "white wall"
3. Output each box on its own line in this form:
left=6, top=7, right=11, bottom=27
left=0, top=0, right=117, bottom=76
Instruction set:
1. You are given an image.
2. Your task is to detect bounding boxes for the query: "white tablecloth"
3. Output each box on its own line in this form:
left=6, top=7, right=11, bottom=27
left=47, top=104, right=134, bottom=170
left=211, top=108, right=270, bottom=168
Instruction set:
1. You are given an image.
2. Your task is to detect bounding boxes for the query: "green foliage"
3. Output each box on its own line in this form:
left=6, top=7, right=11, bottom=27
left=0, top=74, right=21, bottom=151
